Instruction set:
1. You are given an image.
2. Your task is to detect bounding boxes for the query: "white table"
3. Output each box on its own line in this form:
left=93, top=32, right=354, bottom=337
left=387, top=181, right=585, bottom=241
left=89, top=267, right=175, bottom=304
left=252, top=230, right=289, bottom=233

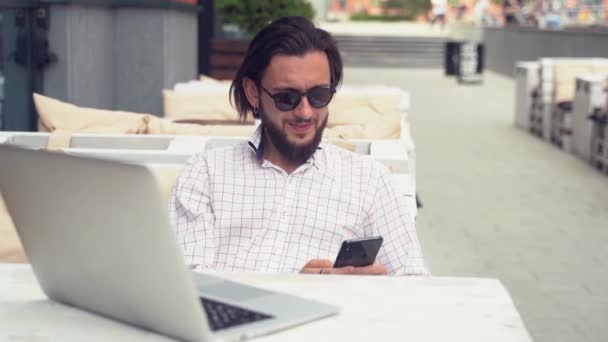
left=0, top=264, right=533, bottom=341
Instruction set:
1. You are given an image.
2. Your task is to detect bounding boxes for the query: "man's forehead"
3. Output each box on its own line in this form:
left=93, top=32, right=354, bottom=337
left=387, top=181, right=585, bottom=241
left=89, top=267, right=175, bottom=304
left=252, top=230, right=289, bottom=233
left=262, top=51, right=330, bottom=89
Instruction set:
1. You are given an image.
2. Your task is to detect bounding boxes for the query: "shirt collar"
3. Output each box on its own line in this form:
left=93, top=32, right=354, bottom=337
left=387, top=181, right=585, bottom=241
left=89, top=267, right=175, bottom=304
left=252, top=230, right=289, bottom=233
left=247, top=125, right=265, bottom=161
left=247, top=124, right=325, bottom=170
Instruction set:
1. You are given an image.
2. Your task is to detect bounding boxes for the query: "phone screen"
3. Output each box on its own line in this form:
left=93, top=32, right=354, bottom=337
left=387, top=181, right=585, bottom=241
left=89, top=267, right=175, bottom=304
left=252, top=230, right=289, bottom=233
left=333, top=236, right=383, bottom=268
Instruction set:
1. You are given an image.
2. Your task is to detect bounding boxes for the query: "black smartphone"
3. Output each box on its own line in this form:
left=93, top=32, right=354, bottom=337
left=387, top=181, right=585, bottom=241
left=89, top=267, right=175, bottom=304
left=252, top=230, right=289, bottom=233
left=333, top=236, right=383, bottom=268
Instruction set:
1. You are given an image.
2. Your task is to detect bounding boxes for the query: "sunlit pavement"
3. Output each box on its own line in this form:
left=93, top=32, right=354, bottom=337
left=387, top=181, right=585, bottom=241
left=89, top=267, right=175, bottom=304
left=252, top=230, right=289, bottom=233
left=319, top=21, right=450, bottom=37
left=344, top=67, right=608, bottom=342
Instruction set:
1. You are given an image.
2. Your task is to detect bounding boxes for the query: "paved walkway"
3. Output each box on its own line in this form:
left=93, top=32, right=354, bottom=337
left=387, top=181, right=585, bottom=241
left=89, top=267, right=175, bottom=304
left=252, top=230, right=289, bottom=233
left=343, top=68, right=608, bottom=342
left=319, top=21, right=450, bottom=37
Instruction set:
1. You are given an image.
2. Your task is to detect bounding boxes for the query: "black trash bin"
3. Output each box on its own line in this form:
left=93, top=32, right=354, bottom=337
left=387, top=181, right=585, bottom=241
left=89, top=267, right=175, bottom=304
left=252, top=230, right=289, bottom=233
left=445, top=40, right=484, bottom=83
left=457, top=41, right=483, bottom=84
left=477, top=43, right=485, bottom=74
left=444, top=40, right=461, bottom=76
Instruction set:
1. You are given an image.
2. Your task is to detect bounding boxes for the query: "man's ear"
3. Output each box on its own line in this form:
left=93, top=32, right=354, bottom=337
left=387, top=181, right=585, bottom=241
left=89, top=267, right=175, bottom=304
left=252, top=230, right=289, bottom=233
left=243, top=78, right=259, bottom=109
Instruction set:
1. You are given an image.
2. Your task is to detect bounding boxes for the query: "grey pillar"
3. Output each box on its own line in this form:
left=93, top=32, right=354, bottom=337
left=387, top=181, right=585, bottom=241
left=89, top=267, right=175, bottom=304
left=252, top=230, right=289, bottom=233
left=44, top=3, right=198, bottom=116
left=1, top=6, right=42, bottom=131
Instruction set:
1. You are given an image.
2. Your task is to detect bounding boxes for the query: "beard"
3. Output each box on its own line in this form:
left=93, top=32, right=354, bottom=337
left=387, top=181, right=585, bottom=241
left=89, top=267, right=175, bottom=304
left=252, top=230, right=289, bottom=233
left=259, top=102, right=328, bottom=165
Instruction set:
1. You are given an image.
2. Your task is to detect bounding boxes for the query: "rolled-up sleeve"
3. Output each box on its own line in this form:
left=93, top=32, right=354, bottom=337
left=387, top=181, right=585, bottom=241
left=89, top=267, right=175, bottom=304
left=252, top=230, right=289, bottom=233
left=168, top=153, right=216, bottom=270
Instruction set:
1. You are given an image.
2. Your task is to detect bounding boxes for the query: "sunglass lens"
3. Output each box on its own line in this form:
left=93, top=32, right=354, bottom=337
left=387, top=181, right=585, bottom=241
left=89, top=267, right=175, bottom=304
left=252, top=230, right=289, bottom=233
left=308, top=88, right=333, bottom=108
left=274, top=91, right=300, bottom=111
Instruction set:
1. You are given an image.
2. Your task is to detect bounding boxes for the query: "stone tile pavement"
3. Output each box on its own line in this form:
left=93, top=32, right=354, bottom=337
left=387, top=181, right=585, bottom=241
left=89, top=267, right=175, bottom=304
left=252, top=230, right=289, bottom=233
left=343, top=68, right=608, bottom=342
left=319, top=21, right=449, bottom=37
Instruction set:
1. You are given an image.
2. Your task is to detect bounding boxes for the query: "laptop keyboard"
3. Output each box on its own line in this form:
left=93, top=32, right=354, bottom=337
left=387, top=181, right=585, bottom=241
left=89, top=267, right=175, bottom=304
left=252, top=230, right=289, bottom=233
left=200, top=296, right=274, bottom=331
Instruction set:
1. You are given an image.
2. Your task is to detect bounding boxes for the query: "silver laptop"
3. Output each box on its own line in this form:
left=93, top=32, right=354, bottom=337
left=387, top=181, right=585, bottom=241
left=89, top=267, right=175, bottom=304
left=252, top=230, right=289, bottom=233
left=0, top=145, right=339, bottom=341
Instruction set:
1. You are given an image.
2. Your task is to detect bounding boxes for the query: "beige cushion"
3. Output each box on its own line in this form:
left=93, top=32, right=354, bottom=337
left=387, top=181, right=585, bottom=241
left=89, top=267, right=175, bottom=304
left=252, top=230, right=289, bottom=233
left=46, top=131, right=74, bottom=150
left=591, top=63, right=608, bottom=75
left=0, top=194, right=27, bottom=263
left=34, top=93, right=151, bottom=134
left=34, top=89, right=402, bottom=146
left=553, top=64, right=594, bottom=104
left=165, top=76, right=242, bottom=121
left=147, top=116, right=257, bottom=136
left=326, top=124, right=367, bottom=139
left=329, top=91, right=401, bottom=139
left=322, top=128, right=356, bottom=151
left=553, top=62, right=608, bottom=105
left=34, top=93, right=257, bottom=139
left=198, top=75, right=232, bottom=85
left=165, top=79, right=403, bottom=139
left=163, top=89, right=254, bottom=123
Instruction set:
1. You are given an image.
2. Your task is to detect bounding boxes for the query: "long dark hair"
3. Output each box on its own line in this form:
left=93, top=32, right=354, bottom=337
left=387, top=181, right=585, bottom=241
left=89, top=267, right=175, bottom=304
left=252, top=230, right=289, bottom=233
left=230, top=16, right=343, bottom=120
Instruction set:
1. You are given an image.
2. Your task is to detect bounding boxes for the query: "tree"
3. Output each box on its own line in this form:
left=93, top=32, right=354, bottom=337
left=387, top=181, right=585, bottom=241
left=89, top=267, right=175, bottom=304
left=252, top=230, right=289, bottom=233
left=216, top=0, right=315, bottom=36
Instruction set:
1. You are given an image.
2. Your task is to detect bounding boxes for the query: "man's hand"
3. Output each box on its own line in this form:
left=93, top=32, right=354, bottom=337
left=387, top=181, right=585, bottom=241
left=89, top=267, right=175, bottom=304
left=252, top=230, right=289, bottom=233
left=300, top=259, right=354, bottom=274
left=350, top=262, right=388, bottom=275
left=300, top=259, right=388, bottom=275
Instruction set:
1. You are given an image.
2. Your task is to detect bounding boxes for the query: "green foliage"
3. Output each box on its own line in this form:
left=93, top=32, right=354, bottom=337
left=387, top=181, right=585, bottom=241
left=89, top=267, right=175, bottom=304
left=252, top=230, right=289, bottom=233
left=216, top=0, right=315, bottom=36
left=350, top=13, right=415, bottom=21
left=382, top=0, right=409, bottom=11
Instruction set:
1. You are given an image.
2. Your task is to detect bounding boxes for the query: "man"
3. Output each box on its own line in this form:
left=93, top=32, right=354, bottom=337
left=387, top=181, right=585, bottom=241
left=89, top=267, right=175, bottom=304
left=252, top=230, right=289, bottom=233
left=169, top=16, right=427, bottom=276
left=503, top=0, right=524, bottom=25
left=430, top=0, right=448, bottom=30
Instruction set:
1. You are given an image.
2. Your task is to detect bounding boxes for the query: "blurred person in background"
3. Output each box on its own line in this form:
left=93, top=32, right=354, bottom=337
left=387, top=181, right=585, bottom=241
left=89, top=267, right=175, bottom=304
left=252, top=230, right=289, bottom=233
left=473, top=0, right=490, bottom=25
left=430, top=0, right=448, bottom=29
left=503, top=0, right=524, bottom=25
left=456, top=0, right=469, bottom=20
left=564, top=0, right=579, bottom=22
left=577, top=5, right=593, bottom=24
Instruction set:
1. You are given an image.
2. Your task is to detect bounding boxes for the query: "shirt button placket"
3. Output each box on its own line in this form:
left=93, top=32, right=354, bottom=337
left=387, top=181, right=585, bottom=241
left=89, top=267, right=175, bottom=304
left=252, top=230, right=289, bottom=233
left=272, top=175, right=288, bottom=258
left=275, top=176, right=294, bottom=270
left=282, top=176, right=296, bottom=225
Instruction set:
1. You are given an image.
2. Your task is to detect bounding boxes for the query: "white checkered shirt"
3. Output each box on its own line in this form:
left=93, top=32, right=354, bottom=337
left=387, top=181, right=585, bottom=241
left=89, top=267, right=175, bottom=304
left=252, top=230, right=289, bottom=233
left=169, top=126, right=428, bottom=275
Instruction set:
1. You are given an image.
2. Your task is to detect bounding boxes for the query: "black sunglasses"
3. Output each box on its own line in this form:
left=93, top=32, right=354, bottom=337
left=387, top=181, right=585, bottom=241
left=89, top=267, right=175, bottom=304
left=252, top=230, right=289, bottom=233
left=261, top=86, right=335, bottom=112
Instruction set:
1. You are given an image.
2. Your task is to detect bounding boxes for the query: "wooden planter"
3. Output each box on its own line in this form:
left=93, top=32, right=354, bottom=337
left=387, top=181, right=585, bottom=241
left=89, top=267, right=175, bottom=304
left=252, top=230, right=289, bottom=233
left=208, top=39, right=250, bottom=80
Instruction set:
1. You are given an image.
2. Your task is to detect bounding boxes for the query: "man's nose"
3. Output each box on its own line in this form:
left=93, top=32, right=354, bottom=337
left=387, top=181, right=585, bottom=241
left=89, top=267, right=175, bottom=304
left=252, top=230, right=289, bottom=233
left=294, top=95, right=314, bottom=119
